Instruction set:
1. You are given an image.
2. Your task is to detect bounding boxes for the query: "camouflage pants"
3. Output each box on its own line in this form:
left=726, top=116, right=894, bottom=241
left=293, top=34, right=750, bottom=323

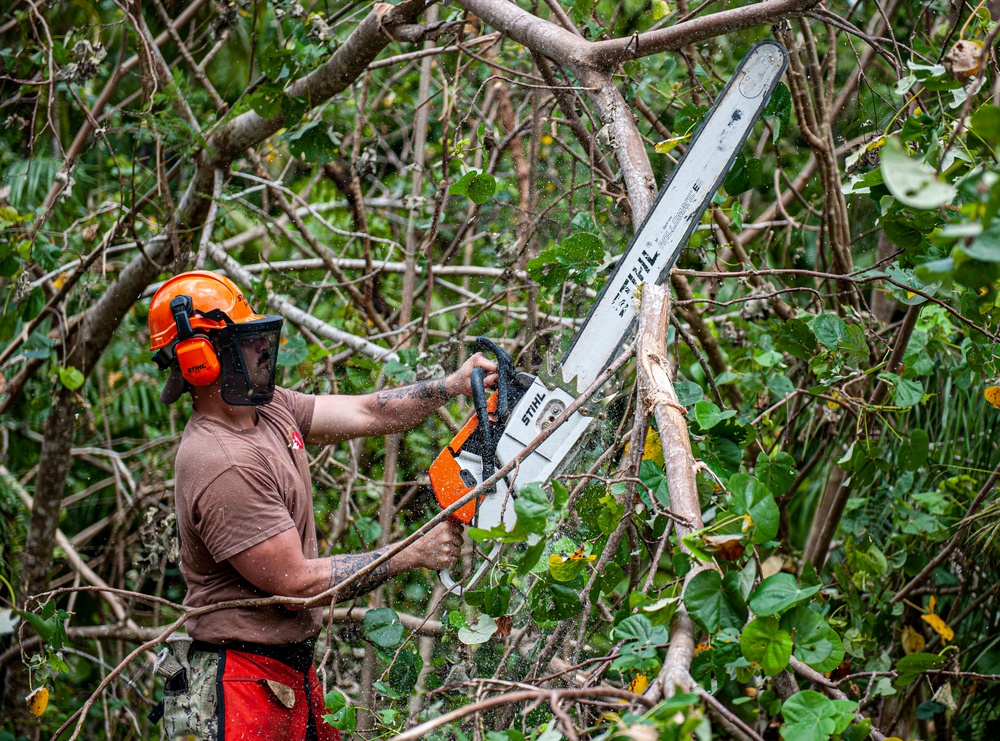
left=163, top=649, right=219, bottom=741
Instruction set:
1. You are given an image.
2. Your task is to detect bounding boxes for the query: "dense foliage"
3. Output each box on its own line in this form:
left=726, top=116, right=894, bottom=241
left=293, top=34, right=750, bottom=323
left=2, top=0, right=1000, bottom=739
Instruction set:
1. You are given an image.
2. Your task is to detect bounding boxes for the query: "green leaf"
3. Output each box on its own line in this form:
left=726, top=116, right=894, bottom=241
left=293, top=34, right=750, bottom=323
left=757, top=451, right=798, bottom=497
left=811, top=313, right=847, bottom=349
left=613, top=614, right=669, bottom=646
left=762, top=82, right=791, bottom=142
left=468, top=173, right=497, bottom=204
left=894, top=652, right=945, bottom=687
left=469, top=522, right=529, bottom=543
left=915, top=256, right=955, bottom=285
left=558, top=232, right=603, bottom=266
left=449, top=171, right=477, bottom=196
left=899, top=428, right=929, bottom=470
left=694, top=400, right=736, bottom=430
left=683, top=569, right=748, bottom=633
left=748, top=573, right=821, bottom=617
left=517, top=536, right=547, bottom=575
left=730, top=474, right=780, bottom=544
left=674, top=381, right=703, bottom=406
left=458, top=614, right=497, bottom=644
left=775, top=316, right=819, bottom=359
left=969, top=105, right=1000, bottom=145
left=781, top=606, right=845, bottom=673
left=779, top=690, right=839, bottom=741
left=741, top=616, right=792, bottom=676
left=247, top=87, right=283, bottom=118
left=725, top=154, right=763, bottom=196
left=57, top=365, right=85, bottom=391
left=880, top=136, right=957, bottom=210
left=323, top=690, right=357, bottom=733
left=895, top=377, right=923, bottom=408
left=552, top=480, right=569, bottom=510
left=15, top=610, right=54, bottom=642
left=387, top=649, right=422, bottom=695
left=283, top=121, right=337, bottom=162
left=513, top=483, right=551, bottom=534
left=363, top=607, right=404, bottom=648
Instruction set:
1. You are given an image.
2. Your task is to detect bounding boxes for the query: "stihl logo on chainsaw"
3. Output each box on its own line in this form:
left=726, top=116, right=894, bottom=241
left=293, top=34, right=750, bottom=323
left=610, top=247, right=663, bottom=318
left=520, top=392, right=546, bottom=426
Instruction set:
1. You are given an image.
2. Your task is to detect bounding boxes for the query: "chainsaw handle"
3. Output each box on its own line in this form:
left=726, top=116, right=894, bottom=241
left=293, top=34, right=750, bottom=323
left=438, top=542, right=503, bottom=595
left=469, top=367, right=496, bottom=488
left=475, top=337, right=515, bottom=422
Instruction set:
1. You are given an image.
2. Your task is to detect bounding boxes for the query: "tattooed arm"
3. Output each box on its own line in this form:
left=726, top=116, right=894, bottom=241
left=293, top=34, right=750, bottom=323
left=305, top=352, right=498, bottom=444
left=228, top=521, right=463, bottom=602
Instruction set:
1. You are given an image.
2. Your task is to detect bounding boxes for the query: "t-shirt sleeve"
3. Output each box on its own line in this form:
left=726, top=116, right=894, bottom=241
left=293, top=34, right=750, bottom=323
left=193, top=467, right=297, bottom=562
left=273, top=386, right=316, bottom=439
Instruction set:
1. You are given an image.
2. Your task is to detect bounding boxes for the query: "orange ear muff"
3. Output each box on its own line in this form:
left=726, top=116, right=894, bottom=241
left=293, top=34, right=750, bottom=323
left=175, top=336, right=221, bottom=386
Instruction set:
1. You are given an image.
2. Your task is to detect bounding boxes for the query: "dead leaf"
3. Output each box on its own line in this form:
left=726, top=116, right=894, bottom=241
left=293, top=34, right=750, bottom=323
left=495, top=615, right=513, bottom=637
left=627, top=674, right=649, bottom=694
left=81, top=222, right=100, bottom=241
left=703, top=534, right=746, bottom=561
left=263, top=679, right=295, bottom=709
left=922, top=613, right=954, bottom=643
left=901, top=624, right=926, bottom=654
left=943, top=39, right=984, bottom=79
left=26, top=687, right=48, bottom=717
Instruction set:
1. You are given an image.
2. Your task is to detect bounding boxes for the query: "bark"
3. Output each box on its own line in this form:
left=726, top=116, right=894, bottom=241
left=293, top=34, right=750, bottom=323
left=635, top=283, right=707, bottom=703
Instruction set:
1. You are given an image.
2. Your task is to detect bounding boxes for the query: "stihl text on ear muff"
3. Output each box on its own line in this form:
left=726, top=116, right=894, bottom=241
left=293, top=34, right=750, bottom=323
left=170, top=295, right=221, bottom=386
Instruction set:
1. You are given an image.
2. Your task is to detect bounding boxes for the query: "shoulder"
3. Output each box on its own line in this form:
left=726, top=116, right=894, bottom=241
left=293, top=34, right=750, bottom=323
left=175, top=415, right=260, bottom=489
left=264, top=386, right=316, bottom=437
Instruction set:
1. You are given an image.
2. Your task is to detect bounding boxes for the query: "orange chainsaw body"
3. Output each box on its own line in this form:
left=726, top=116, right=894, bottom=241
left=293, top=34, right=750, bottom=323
left=429, top=391, right=500, bottom=525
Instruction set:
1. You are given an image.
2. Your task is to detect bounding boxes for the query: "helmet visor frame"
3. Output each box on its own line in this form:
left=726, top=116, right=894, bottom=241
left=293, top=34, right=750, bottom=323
left=215, top=315, right=284, bottom=406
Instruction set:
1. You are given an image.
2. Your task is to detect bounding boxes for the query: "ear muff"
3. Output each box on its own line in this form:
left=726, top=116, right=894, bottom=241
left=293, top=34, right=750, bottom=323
left=175, top=336, right=221, bottom=386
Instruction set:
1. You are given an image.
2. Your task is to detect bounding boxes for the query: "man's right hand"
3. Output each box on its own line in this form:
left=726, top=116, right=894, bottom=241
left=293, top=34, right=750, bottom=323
left=397, top=520, right=464, bottom=571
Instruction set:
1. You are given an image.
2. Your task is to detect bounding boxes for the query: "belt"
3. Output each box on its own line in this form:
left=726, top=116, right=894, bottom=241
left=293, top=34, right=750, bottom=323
left=191, top=638, right=316, bottom=673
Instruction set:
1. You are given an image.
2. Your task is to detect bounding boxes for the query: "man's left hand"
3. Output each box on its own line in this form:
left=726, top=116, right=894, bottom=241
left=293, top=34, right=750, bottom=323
left=444, top=352, right=499, bottom=397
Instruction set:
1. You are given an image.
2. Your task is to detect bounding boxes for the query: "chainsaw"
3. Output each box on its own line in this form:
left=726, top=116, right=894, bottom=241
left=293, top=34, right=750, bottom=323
left=430, top=41, right=788, bottom=593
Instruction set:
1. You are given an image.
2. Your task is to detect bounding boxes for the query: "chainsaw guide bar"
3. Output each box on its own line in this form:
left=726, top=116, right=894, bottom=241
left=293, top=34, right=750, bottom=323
left=430, top=42, right=788, bottom=593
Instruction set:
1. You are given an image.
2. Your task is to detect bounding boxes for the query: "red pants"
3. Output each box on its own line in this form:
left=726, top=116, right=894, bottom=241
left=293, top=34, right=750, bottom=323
left=217, top=646, right=341, bottom=741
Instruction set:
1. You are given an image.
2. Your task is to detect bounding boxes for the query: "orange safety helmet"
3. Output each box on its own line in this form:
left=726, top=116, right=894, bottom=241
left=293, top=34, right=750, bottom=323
left=149, top=271, right=284, bottom=406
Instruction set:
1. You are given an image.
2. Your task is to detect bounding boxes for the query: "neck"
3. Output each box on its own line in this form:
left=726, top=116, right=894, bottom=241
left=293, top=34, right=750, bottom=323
left=191, top=385, right=258, bottom=429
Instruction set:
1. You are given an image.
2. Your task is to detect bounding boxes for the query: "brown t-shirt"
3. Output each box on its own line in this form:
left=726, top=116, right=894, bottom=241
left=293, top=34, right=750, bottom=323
left=174, top=387, right=320, bottom=644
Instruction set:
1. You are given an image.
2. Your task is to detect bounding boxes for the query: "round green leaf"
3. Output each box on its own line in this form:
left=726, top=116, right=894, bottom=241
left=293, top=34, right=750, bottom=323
left=613, top=614, right=669, bottom=646
left=683, top=569, right=748, bottom=633
left=779, top=690, right=837, bottom=741
left=811, top=313, right=846, bottom=349
left=740, top=616, right=792, bottom=675
left=58, top=365, right=85, bottom=391
left=363, top=607, right=404, bottom=648
left=781, top=606, right=845, bottom=673
left=748, top=573, right=821, bottom=616
left=468, top=173, right=497, bottom=204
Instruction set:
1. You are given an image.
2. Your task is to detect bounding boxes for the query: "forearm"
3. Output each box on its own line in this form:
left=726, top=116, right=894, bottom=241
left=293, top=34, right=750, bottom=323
left=293, top=545, right=416, bottom=602
left=363, top=377, right=455, bottom=435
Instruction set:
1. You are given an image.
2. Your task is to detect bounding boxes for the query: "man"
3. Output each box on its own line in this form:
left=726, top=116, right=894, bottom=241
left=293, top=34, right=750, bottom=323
left=147, top=270, right=496, bottom=740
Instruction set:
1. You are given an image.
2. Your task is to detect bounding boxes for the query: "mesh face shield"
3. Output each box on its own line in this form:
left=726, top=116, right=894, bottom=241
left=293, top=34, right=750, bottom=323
left=214, top=316, right=284, bottom=406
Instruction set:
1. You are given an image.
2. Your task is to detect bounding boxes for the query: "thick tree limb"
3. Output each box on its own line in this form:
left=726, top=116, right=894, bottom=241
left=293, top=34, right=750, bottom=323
left=636, top=283, right=707, bottom=703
